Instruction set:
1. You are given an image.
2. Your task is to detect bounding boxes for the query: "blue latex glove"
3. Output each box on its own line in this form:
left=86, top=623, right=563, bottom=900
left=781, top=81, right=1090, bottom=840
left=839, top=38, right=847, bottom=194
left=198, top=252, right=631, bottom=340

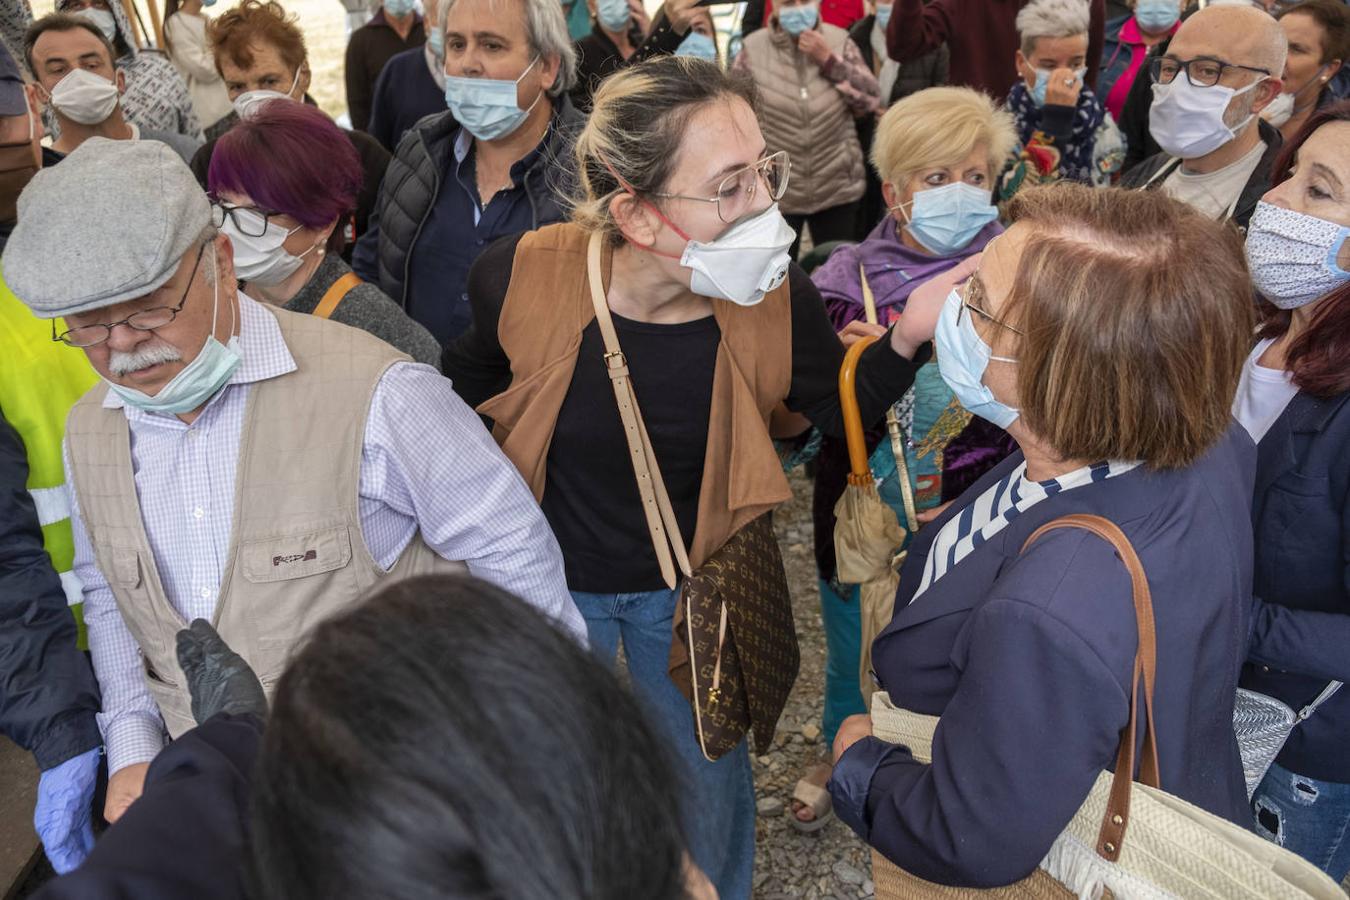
left=34, top=746, right=100, bottom=873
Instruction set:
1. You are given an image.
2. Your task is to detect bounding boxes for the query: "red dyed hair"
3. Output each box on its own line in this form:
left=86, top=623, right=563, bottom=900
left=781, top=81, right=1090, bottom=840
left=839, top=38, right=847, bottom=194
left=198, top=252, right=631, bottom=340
left=1257, top=100, right=1350, bottom=399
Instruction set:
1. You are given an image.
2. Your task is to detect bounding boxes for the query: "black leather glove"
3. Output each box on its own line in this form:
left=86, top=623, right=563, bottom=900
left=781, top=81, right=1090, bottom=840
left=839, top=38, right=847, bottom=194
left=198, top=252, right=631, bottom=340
left=175, top=619, right=269, bottom=725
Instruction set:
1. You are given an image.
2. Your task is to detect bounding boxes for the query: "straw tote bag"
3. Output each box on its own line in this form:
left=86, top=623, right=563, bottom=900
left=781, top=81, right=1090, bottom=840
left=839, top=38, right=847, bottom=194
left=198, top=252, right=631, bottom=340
left=869, top=514, right=1344, bottom=900
left=584, top=233, right=798, bottom=762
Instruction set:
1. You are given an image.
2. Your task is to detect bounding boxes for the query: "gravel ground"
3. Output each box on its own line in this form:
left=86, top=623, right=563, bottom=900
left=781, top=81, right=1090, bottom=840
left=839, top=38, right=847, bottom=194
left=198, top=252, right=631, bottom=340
left=754, top=466, right=874, bottom=900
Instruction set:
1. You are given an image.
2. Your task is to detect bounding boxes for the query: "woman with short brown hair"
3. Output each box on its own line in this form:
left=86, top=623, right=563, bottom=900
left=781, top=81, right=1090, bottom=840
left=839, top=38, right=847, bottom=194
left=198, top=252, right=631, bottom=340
left=828, top=182, right=1257, bottom=888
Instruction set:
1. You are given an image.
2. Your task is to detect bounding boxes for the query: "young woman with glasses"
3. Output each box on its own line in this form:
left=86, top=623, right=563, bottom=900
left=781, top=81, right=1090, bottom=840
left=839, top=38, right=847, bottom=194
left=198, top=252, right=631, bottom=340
left=442, top=56, right=929, bottom=900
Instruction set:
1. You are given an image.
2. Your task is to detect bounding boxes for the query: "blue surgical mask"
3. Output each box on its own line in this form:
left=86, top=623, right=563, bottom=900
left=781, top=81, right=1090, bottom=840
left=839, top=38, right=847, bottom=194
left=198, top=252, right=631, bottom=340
left=427, top=26, right=444, bottom=56
left=105, top=254, right=243, bottom=416
left=894, top=182, right=997, bottom=257
left=675, top=30, right=718, bottom=60
left=933, top=288, right=1020, bottom=430
left=1134, top=0, right=1179, bottom=33
left=1027, top=66, right=1087, bottom=107
left=597, top=0, right=631, bottom=31
left=384, top=0, right=416, bottom=16
left=444, top=56, right=541, bottom=141
left=875, top=3, right=892, bottom=28
left=779, top=4, right=818, bottom=35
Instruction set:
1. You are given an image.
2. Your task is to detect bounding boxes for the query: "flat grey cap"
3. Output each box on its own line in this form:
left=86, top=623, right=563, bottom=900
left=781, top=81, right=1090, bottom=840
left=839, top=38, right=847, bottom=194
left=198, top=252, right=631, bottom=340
left=2, top=138, right=211, bottom=319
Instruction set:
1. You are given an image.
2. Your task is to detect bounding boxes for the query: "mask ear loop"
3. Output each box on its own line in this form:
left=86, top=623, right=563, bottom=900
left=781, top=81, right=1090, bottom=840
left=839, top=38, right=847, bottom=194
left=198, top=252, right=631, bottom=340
left=596, top=153, right=691, bottom=261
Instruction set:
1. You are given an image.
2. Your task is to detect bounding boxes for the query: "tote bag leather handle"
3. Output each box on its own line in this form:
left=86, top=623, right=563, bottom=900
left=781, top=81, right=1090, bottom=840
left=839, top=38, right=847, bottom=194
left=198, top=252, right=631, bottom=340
left=1022, top=514, right=1161, bottom=863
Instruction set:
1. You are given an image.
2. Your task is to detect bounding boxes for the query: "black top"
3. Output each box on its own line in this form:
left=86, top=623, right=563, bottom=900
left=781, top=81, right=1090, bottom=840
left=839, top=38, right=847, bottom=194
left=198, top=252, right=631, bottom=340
left=344, top=9, right=426, bottom=133
left=445, top=233, right=925, bottom=593
left=569, top=14, right=685, bottom=114
left=545, top=313, right=718, bottom=590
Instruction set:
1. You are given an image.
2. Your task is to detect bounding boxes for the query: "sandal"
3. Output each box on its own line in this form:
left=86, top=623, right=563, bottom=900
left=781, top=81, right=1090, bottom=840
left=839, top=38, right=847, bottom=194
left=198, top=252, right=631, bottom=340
left=789, top=761, right=834, bottom=833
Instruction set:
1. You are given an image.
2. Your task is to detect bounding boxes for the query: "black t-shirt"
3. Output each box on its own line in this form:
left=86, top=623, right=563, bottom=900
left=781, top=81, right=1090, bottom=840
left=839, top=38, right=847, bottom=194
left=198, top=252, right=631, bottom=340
left=445, top=233, right=926, bottom=593
left=544, top=314, right=718, bottom=590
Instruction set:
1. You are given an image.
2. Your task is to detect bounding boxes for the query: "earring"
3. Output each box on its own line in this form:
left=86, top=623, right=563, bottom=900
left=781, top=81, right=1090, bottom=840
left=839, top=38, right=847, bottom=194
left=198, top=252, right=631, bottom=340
left=317, top=247, right=326, bottom=257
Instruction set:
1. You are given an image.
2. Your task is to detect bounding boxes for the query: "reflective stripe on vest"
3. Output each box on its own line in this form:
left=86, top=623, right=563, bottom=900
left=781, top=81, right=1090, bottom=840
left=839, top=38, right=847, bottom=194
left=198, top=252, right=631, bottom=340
left=29, top=484, right=70, bottom=527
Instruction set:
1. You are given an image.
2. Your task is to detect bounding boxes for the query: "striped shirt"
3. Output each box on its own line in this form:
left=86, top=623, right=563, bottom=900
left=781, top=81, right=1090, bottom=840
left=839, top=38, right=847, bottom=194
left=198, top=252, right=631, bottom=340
left=68, top=295, right=584, bottom=774
left=912, top=458, right=1141, bottom=602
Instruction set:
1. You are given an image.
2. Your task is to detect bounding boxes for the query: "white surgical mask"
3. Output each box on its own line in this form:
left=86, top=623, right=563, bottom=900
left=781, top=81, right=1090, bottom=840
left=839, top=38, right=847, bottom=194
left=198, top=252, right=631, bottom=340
left=47, top=68, right=120, bottom=126
left=1148, top=75, right=1263, bottom=159
left=221, top=207, right=319, bottom=285
left=678, top=204, right=796, bottom=306
left=232, top=68, right=301, bottom=121
left=1245, top=201, right=1350, bottom=309
left=72, top=7, right=117, bottom=44
left=1261, top=90, right=1295, bottom=127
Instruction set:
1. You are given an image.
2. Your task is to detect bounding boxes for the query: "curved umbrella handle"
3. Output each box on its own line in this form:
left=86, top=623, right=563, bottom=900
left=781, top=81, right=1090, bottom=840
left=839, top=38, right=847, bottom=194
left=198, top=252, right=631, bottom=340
left=839, top=334, right=880, bottom=486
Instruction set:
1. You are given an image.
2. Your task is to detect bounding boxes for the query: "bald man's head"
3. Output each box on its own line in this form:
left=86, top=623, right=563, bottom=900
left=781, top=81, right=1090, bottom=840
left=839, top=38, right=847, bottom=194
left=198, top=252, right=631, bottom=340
left=1162, top=3, right=1286, bottom=133
left=1175, top=4, right=1289, bottom=76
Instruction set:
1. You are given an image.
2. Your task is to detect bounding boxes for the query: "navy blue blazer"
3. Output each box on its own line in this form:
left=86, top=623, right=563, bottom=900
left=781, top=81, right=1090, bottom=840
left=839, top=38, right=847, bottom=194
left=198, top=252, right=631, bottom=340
left=1242, top=390, right=1350, bottom=783
left=829, top=425, right=1255, bottom=888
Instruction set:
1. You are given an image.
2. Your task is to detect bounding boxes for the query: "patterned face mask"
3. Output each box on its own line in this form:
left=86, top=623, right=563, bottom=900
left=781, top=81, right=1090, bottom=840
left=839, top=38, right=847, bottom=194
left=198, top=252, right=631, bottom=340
left=1245, top=201, right=1350, bottom=309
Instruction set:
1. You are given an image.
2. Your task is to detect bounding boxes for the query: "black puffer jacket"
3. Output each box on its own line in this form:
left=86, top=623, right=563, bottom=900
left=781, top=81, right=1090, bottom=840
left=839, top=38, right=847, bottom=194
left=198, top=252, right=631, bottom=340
left=352, top=97, right=584, bottom=309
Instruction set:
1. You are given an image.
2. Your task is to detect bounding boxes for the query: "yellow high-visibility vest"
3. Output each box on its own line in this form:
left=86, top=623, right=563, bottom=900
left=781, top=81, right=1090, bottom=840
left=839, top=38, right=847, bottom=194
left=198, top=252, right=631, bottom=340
left=0, top=265, right=98, bottom=646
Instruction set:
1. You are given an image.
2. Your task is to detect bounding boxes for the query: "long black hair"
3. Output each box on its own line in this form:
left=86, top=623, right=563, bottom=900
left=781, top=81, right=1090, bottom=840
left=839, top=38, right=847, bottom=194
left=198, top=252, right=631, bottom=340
left=249, top=575, right=691, bottom=900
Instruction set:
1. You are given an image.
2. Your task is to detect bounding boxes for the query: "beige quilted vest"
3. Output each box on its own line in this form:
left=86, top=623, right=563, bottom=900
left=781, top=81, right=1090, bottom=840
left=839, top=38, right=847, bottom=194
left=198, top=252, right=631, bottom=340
left=743, top=24, right=866, bottom=216
left=65, top=306, right=463, bottom=738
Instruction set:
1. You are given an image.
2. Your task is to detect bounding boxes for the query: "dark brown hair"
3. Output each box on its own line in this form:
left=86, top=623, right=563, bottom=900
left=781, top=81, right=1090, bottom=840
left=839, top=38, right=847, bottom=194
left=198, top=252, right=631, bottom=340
left=206, top=0, right=307, bottom=78
left=1256, top=99, right=1350, bottom=398
left=24, top=13, right=115, bottom=74
left=1000, top=183, right=1255, bottom=469
left=1277, top=0, right=1350, bottom=65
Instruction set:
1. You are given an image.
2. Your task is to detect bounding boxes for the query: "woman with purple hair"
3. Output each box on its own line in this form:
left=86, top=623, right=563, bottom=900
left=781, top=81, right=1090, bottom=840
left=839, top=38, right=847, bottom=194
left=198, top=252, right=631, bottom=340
left=207, top=100, right=441, bottom=368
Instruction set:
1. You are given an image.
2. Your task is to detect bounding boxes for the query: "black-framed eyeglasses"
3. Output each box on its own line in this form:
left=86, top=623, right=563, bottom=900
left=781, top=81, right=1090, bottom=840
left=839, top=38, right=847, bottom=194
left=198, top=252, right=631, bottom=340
left=1149, top=55, right=1271, bottom=88
left=210, top=201, right=289, bottom=238
left=653, top=150, right=791, bottom=223
left=53, top=243, right=206, bottom=348
left=959, top=276, right=1023, bottom=335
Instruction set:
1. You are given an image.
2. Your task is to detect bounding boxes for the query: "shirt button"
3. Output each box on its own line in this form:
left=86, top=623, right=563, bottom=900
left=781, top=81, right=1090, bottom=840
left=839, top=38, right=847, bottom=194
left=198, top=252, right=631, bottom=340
left=476, top=239, right=484, bottom=246
left=200, top=587, right=211, bottom=599
left=460, top=292, right=468, bottom=301
left=193, top=507, right=204, bottom=519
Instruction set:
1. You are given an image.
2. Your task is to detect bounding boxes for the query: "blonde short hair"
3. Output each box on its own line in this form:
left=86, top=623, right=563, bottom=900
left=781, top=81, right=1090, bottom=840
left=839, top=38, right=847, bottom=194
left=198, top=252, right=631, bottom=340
left=870, top=87, right=1018, bottom=187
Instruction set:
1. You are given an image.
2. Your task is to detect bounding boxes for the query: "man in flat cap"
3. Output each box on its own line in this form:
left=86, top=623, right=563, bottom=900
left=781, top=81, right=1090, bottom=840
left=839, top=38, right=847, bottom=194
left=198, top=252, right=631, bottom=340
left=1, top=138, right=583, bottom=824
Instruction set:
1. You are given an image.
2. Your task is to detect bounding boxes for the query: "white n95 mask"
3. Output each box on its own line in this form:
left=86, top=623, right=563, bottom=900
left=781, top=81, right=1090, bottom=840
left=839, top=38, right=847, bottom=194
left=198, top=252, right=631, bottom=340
left=680, top=204, right=797, bottom=306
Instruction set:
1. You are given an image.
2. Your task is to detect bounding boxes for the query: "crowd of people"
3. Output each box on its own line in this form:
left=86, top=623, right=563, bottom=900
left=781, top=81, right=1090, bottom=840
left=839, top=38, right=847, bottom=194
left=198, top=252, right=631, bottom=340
left=0, top=0, right=1347, bottom=895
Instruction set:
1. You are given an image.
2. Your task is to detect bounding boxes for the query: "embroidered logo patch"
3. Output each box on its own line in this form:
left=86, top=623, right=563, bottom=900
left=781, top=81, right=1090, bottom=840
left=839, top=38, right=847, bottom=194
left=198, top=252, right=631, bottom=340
left=272, top=549, right=318, bottom=567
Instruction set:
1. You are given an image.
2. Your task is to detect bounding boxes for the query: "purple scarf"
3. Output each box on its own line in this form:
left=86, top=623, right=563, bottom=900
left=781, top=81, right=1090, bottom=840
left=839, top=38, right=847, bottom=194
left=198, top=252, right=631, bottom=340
left=810, top=215, right=1003, bottom=331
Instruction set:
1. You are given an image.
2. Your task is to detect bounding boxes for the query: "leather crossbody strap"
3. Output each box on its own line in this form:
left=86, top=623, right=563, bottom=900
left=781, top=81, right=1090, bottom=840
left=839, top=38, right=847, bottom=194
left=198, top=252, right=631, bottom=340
left=313, top=272, right=361, bottom=320
left=585, top=232, right=692, bottom=589
left=859, top=265, right=918, bottom=534
left=1022, top=514, right=1160, bottom=864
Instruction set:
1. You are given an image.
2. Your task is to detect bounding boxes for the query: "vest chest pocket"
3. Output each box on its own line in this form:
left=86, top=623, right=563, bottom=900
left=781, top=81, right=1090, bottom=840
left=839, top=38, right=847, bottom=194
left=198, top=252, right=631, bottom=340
left=240, top=526, right=354, bottom=583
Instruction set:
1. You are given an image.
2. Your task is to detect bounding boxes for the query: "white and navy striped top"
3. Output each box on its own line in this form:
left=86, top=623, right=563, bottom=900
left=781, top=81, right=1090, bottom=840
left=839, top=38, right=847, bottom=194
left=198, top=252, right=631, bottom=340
left=912, top=459, right=1142, bottom=602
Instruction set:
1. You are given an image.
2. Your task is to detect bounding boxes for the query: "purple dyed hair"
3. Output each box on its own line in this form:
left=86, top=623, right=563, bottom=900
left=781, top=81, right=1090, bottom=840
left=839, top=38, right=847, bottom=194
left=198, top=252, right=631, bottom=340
left=207, top=101, right=363, bottom=251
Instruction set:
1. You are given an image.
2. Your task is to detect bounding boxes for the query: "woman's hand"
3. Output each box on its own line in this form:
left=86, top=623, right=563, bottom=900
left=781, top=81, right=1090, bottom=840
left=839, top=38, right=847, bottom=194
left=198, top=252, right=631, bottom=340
left=797, top=29, right=834, bottom=67
left=889, top=254, right=981, bottom=359
left=839, top=320, right=887, bottom=348
left=832, top=714, right=874, bottom=763
left=1044, top=67, right=1084, bottom=107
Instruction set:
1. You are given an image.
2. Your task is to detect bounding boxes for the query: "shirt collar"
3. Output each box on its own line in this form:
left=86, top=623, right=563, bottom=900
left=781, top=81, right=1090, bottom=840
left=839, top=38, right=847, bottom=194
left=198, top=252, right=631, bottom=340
left=102, top=292, right=297, bottom=410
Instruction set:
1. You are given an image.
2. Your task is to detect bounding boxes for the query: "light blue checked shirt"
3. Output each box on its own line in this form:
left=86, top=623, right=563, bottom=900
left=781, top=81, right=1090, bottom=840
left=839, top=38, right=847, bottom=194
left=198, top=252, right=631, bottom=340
left=67, top=295, right=584, bottom=774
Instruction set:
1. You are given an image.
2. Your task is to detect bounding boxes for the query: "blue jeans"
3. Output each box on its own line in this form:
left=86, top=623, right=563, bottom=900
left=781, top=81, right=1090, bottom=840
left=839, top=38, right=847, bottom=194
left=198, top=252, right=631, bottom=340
left=1252, top=761, right=1350, bottom=880
left=570, top=588, right=755, bottom=900
left=819, top=579, right=867, bottom=747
